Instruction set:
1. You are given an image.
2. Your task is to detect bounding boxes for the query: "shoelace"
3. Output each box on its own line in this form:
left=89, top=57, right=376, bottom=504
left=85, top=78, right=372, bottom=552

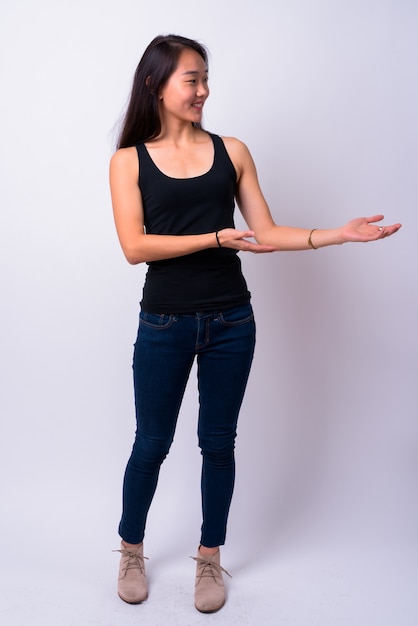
left=190, top=556, right=232, bottom=580
left=113, top=549, right=149, bottom=574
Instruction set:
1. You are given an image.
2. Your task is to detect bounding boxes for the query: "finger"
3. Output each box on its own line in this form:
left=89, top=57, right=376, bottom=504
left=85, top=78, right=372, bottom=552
left=241, top=241, right=278, bottom=253
left=373, top=223, right=401, bottom=240
left=235, top=231, right=256, bottom=242
left=253, top=246, right=278, bottom=254
left=366, top=214, right=384, bottom=224
left=381, top=223, right=402, bottom=237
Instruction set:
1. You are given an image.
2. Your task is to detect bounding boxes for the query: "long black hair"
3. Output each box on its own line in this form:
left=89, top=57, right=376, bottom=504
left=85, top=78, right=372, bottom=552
left=117, top=34, right=208, bottom=149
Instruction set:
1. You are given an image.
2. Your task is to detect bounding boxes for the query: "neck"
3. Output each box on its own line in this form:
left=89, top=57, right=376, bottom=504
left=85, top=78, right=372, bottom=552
left=154, top=122, right=202, bottom=145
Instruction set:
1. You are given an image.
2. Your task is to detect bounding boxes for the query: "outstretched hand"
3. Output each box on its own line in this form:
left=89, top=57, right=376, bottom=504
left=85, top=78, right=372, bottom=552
left=342, top=215, right=402, bottom=243
left=217, top=228, right=278, bottom=254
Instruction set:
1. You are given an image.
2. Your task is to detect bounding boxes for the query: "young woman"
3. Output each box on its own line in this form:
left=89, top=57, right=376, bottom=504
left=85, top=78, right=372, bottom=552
left=109, top=34, right=401, bottom=613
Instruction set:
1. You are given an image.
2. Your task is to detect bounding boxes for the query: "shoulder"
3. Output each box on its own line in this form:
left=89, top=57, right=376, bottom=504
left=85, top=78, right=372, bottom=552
left=110, top=146, right=138, bottom=168
left=220, top=136, right=253, bottom=161
left=109, top=146, right=139, bottom=181
left=219, top=135, right=247, bottom=151
left=219, top=136, right=255, bottom=178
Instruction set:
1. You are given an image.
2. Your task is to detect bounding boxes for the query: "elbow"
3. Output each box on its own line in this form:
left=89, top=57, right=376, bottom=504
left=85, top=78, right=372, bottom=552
left=120, top=236, right=149, bottom=264
left=254, top=231, right=275, bottom=248
left=123, top=247, right=146, bottom=265
left=126, top=256, right=143, bottom=265
left=255, top=234, right=269, bottom=246
left=254, top=224, right=281, bottom=249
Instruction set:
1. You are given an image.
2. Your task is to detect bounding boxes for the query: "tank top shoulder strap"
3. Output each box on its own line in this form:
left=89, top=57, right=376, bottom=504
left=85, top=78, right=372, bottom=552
left=208, top=133, right=237, bottom=180
left=135, top=141, right=162, bottom=186
left=135, top=142, right=151, bottom=167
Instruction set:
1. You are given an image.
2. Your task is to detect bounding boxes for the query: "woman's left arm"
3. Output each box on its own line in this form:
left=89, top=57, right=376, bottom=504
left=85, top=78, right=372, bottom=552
left=223, top=137, right=402, bottom=251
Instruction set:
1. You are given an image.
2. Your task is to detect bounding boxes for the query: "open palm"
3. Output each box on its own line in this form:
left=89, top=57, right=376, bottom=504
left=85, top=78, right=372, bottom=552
left=342, top=214, right=402, bottom=243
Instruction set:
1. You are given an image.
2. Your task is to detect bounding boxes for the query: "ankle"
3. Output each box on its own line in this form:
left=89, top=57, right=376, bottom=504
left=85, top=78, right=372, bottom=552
left=199, top=545, right=219, bottom=557
left=121, top=540, right=142, bottom=550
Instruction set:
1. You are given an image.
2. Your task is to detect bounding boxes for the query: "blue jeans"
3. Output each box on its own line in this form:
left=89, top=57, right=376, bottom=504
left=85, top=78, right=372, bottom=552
left=119, top=303, right=256, bottom=547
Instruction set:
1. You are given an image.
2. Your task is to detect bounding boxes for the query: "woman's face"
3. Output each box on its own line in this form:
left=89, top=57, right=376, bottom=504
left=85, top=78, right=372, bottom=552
left=158, top=48, right=209, bottom=126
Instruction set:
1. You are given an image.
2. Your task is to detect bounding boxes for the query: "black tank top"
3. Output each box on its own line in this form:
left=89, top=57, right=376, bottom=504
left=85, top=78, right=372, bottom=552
left=136, top=133, right=250, bottom=313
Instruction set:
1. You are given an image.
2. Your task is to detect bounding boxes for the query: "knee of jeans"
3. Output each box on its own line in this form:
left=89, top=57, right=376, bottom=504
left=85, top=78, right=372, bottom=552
left=130, top=434, right=173, bottom=469
left=198, top=434, right=236, bottom=464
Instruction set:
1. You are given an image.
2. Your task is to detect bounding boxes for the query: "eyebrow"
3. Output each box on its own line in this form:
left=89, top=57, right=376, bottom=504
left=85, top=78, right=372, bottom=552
left=181, top=69, right=208, bottom=75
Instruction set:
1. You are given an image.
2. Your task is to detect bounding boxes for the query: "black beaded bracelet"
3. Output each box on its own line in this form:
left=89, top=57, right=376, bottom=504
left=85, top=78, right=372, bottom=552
left=215, top=231, right=222, bottom=248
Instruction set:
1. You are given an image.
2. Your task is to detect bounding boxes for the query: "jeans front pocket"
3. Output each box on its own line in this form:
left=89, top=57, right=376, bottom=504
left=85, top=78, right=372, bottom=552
left=218, top=303, right=254, bottom=327
left=139, top=310, right=177, bottom=330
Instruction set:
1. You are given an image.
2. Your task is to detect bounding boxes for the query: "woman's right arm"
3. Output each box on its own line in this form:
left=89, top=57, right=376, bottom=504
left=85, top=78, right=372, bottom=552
left=110, top=148, right=214, bottom=264
left=110, top=148, right=275, bottom=264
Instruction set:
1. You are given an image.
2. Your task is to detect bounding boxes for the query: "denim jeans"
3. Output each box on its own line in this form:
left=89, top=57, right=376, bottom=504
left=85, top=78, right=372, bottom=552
left=118, top=303, right=256, bottom=547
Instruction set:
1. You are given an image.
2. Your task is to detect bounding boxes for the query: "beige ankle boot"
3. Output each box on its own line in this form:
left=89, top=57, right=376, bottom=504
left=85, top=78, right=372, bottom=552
left=191, top=547, right=231, bottom=613
left=114, top=542, right=148, bottom=604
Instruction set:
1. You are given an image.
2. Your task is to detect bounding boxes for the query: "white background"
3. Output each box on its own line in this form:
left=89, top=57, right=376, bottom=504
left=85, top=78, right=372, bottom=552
left=0, top=1, right=417, bottom=624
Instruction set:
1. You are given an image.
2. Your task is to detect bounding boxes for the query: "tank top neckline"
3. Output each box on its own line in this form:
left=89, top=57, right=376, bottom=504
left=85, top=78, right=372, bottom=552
left=140, top=132, right=217, bottom=181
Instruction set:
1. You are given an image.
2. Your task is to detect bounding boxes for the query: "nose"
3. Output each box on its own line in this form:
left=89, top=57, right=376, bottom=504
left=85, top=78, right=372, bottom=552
left=196, top=80, right=209, bottom=98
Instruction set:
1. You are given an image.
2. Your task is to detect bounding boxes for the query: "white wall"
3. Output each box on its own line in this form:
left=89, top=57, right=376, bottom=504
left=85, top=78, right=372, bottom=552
left=1, top=0, right=416, bottom=594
